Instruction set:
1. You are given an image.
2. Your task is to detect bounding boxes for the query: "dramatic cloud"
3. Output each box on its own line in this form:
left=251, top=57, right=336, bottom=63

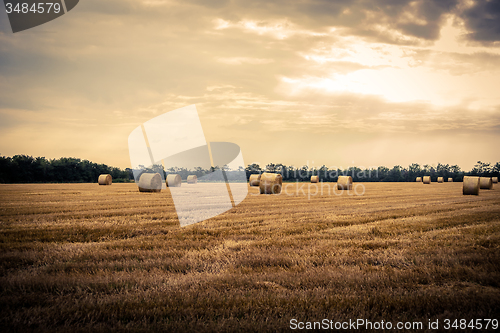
left=459, top=0, right=500, bottom=43
left=0, top=0, right=499, bottom=170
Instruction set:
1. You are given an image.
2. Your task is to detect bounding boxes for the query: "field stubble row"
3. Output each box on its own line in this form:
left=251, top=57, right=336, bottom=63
left=0, top=182, right=499, bottom=332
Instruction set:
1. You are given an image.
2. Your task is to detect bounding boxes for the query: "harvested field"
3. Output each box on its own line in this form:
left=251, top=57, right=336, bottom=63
left=1, top=182, right=499, bottom=332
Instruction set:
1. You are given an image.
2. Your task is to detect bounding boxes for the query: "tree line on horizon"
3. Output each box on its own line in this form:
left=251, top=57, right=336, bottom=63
left=0, top=155, right=130, bottom=184
left=244, top=161, right=500, bottom=182
left=0, top=154, right=499, bottom=184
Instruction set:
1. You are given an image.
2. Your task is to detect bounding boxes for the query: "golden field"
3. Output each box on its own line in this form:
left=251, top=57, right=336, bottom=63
left=0, top=182, right=499, bottom=332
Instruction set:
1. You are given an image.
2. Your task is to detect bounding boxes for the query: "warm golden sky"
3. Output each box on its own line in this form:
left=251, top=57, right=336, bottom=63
left=1, top=0, right=499, bottom=170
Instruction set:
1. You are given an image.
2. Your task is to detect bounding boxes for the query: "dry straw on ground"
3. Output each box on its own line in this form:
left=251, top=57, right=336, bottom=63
left=438, top=177, right=444, bottom=183
left=249, top=174, right=261, bottom=187
left=98, top=174, right=112, bottom=185
left=337, top=176, right=353, bottom=190
left=187, top=175, right=197, bottom=184
left=416, top=177, right=422, bottom=182
left=448, top=178, right=453, bottom=182
left=166, top=174, right=182, bottom=187
left=138, top=173, right=162, bottom=192
left=310, top=176, right=319, bottom=183
left=1, top=182, right=500, bottom=331
left=463, top=176, right=480, bottom=195
left=423, top=176, right=431, bottom=184
left=492, top=177, right=498, bottom=184
left=479, top=177, right=493, bottom=190
left=259, top=173, right=282, bottom=194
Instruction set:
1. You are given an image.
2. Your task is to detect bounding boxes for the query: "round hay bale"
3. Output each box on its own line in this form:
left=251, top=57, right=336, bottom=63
left=479, top=177, right=493, bottom=190
left=423, top=176, right=431, bottom=184
left=492, top=177, right=498, bottom=184
left=337, top=176, right=353, bottom=190
left=138, top=173, right=162, bottom=192
left=463, top=176, right=480, bottom=195
left=166, top=174, right=182, bottom=187
left=187, top=175, right=197, bottom=184
left=249, top=174, right=261, bottom=187
left=311, top=176, right=319, bottom=183
left=98, top=174, right=112, bottom=185
left=448, top=178, right=453, bottom=182
left=259, top=173, right=282, bottom=194
left=415, top=177, right=422, bottom=182
left=437, top=177, right=444, bottom=183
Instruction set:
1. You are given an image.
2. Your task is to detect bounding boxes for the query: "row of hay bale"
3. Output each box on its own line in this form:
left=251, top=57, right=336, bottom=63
left=310, top=175, right=352, bottom=188
left=251, top=173, right=497, bottom=196
left=463, top=176, right=497, bottom=195
left=249, top=174, right=354, bottom=194
left=102, top=171, right=496, bottom=196
left=98, top=173, right=199, bottom=192
left=138, top=173, right=198, bottom=192
left=438, top=177, right=451, bottom=183
left=416, top=176, right=453, bottom=183
left=415, top=175, right=497, bottom=195
left=249, top=173, right=283, bottom=194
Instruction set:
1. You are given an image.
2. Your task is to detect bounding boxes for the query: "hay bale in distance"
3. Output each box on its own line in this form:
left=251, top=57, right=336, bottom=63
left=416, top=177, right=422, bottom=182
left=479, top=177, right=493, bottom=190
left=463, top=176, right=480, bottom=195
left=259, top=173, right=282, bottom=194
left=448, top=178, right=453, bottom=182
left=492, top=177, right=498, bottom=184
left=337, top=176, right=353, bottom=190
left=187, top=175, right=197, bottom=184
left=98, top=174, right=112, bottom=185
left=138, top=173, right=162, bottom=192
left=249, top=174, right=261, bottom=187
left=166, top=174, right=182, bottom=187
left=423, top=176, right=431, bottom=184
left=437, top=177, right=444, bottom=183
left=311, top=176, right=319, bottom=183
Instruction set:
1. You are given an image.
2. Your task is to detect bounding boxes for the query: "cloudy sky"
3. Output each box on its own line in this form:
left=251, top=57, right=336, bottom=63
left=1, top=0, right=499, bottom=171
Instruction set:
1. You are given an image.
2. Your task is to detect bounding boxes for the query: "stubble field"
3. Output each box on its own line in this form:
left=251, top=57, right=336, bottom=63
left=0, top=182, right=499, bottom=332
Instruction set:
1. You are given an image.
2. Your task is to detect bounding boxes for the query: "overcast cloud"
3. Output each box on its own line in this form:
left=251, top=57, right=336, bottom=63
left=0, top=0, right=499, bottom=170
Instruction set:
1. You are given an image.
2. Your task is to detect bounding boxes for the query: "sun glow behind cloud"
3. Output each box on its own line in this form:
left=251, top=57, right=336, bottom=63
left=277, top=19, right=500, bottom=108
